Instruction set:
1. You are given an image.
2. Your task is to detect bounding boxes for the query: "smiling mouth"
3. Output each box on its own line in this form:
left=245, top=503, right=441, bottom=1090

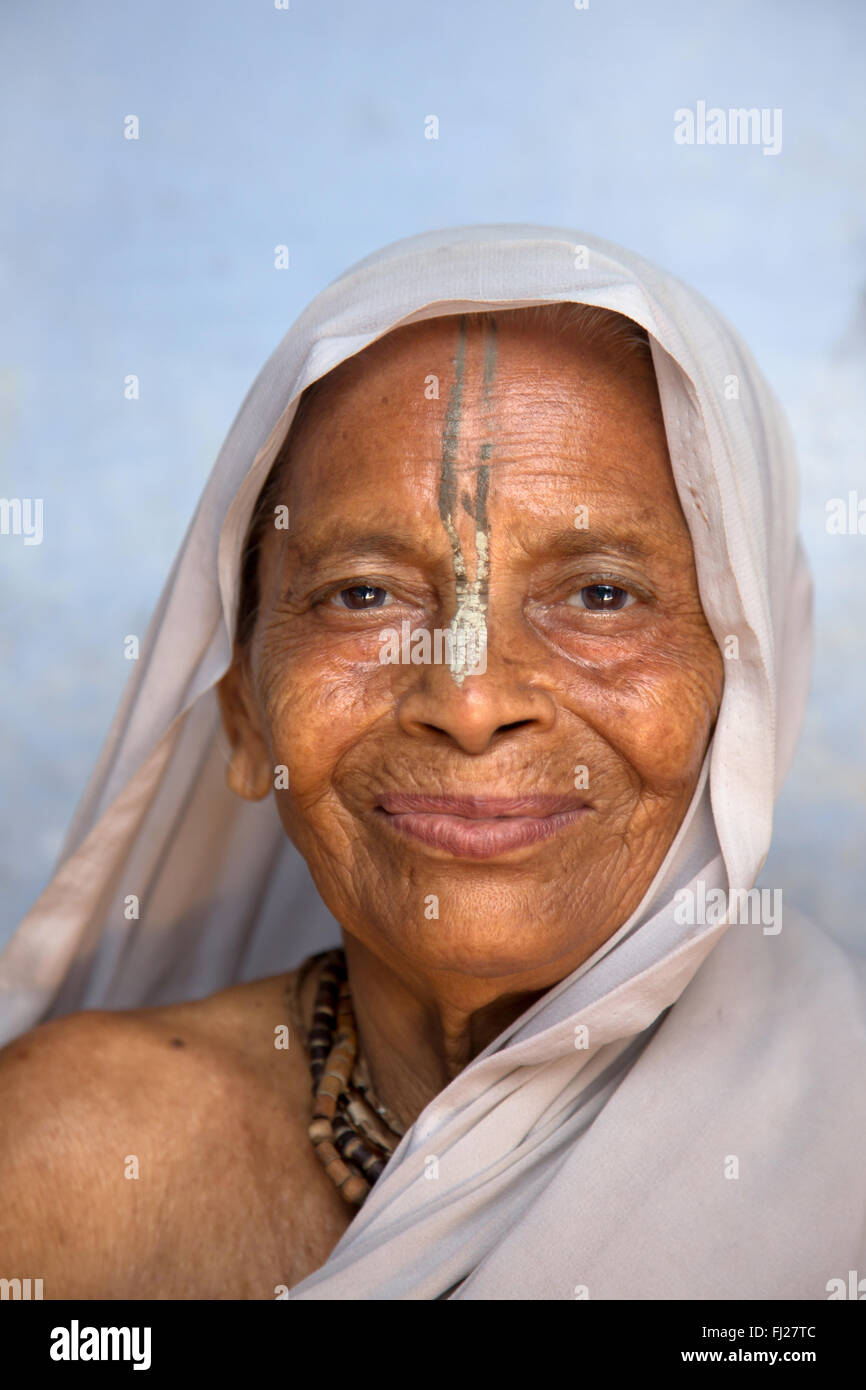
left=374, top=793, right=589, bottom=860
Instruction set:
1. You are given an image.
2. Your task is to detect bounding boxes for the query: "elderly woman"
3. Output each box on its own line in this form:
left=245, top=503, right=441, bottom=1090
left=0, top=226, right=863, bottom=1301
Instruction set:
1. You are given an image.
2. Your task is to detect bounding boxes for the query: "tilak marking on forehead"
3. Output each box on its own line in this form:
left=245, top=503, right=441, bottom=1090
left=437, top=315, right=495, bottom=685
left=437, top=317, right=465, bottom=543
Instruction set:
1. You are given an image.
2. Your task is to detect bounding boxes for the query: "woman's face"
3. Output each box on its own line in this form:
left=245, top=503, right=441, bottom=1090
left=220, top=312, right=724, bottom=991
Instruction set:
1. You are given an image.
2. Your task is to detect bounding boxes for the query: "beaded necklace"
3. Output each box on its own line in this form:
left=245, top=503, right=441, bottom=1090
left=287, top=948, right=405, bottom=1206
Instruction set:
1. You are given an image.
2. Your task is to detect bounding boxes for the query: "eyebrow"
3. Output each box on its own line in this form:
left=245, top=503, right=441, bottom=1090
left=530, top=526, right=654, bottom=562
left=285, top=527, right=444, bottom=570
left=284, top=522, right=654, bottom=571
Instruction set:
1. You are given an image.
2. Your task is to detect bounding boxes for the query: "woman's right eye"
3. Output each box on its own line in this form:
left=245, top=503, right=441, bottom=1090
left=328, top=584, right=393, bottom=610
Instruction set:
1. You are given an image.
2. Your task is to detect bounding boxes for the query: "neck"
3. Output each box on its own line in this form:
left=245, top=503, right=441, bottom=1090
left=320, top=936, right=548, bottom=1133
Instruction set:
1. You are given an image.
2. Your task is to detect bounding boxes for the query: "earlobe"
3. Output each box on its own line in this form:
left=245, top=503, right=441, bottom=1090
left=225, top=744, right=272, bottom=801
left=217, top=659, right=273, bottom=802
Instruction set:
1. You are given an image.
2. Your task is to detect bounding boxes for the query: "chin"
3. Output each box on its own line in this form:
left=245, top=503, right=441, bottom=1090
left=388, top=916, right=580, bottom=983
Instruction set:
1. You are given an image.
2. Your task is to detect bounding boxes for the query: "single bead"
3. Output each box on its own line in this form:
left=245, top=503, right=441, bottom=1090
left=341, top=1176, right=369, bottom=1205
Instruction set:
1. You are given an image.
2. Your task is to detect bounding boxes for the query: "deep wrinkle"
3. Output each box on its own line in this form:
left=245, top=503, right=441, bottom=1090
left=437, top=316, right=496, bottom=685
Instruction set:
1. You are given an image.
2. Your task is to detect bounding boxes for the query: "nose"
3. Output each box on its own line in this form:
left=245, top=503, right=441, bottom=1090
left=395, top=639, right=557, bottom=755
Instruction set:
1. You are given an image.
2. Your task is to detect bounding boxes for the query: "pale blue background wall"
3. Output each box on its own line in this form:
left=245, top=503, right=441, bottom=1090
left=1, top=0, right=864, bottom=945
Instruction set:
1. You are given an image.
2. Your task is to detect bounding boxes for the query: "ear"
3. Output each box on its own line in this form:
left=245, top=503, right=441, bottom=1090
left=216, top=656, right=273, bottom=802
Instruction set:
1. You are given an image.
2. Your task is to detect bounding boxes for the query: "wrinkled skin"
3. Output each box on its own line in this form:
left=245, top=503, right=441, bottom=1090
left=218, top=311, right=723, bottom=1126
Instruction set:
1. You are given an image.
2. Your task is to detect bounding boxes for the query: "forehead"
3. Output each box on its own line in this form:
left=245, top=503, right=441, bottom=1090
left=279, top=311, right=679, bottom=526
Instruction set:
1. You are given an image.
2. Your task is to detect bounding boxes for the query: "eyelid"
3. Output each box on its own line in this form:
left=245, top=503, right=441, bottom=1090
left=307, top=563, right=440, bottom=605
left=568, top=585, right=636, bottom=612
left=571, top=572, right=644, bottom=596
left=320, top=581, right=396, bottom=608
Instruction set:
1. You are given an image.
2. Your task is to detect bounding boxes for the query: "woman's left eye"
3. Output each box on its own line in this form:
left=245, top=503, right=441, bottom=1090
left=329, top=584, right=393, bottom=610
left=568, top=583, right=635, bottom=612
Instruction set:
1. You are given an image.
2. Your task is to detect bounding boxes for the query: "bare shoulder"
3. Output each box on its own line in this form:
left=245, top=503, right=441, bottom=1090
left=0, top=971, right=350, bottom=1298
left=0, top=971, right=304, bottom=1134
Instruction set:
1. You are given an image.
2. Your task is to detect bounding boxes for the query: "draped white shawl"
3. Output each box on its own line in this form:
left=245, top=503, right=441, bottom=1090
left=2, top=225, right=864, bottom=1299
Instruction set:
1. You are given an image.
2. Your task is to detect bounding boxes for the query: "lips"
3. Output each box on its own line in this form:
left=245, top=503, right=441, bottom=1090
left=375, top=793, right=588, bottom=859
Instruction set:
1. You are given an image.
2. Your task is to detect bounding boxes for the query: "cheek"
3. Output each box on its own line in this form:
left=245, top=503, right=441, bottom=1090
left=253, top=630, right=393, bottom=804
left=568, top=627, right=723, bottom=796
